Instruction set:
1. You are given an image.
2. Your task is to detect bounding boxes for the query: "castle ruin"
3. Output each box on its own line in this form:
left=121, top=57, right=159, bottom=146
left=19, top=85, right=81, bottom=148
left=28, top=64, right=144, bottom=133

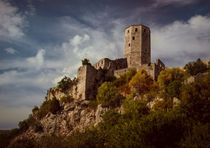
left=47, top=25, right=165, bottom=101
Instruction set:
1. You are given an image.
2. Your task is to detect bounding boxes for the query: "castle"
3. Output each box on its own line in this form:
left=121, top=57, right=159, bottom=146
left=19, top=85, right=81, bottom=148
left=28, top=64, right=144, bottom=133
left=47, top=25, right=165, bottom=101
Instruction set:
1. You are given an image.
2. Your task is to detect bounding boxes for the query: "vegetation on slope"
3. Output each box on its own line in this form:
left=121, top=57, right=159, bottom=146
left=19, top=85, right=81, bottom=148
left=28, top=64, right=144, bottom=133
left=1, top=58, right=210, bottom=148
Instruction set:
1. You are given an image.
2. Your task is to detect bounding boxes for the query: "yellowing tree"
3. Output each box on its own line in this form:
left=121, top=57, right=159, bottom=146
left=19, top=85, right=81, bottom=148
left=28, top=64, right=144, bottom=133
left=129, top=69, right=156, bottom=98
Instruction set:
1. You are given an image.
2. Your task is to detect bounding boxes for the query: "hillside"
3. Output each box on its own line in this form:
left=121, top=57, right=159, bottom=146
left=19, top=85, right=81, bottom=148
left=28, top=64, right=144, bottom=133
left=0, top=58, right=210, bottom=148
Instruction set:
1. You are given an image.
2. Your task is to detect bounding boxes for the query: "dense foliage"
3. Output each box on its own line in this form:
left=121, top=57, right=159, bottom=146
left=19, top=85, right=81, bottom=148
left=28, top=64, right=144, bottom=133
left=97, top=82, right=123, bottom=108
left=2, top=59, right=210, bottom=148
left=57, top=76, right=77, bottom=93
left=184, top=58, right=208, bottom=76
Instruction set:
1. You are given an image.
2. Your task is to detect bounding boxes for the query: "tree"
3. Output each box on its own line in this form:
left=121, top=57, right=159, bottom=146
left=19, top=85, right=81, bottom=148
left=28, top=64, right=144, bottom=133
left=57, top=76, right=77, bottom=93
left=180, top=72, right=210, bottom=123
left=82, top=58, right=90, bottom=65
left=158, top=68, right=186, bottom=98
left=129, top=69, right=156, bottom=98
left=184, top=58, right=207, bottom=76
left=114, top=68, right=137, bottom=96
left=122, top=96, right=149, bottom=120
left=97, top=82, right=123, bottom=108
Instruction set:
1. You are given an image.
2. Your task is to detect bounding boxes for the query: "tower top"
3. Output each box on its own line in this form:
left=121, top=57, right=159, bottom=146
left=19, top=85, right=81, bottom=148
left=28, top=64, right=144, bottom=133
left=125, top=24, right=150, bottom=30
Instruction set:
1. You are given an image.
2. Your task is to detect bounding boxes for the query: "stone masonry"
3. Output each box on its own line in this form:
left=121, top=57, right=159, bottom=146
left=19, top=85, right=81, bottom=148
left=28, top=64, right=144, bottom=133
left=47, top=24, right=165, bottom=101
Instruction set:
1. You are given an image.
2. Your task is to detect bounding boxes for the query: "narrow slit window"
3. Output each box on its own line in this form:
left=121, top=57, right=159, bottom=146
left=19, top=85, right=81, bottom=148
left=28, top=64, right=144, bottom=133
left=135, top=28, right=138, bottom=32
left=132, top=36, right=135, bottom=40
left=128, top=43, right=130, bottom=47
left=127, top=30, right=129, bottom=33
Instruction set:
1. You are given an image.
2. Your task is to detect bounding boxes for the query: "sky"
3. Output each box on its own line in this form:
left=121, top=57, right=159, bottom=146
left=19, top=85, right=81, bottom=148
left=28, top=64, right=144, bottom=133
left=0, top=0, right=210, bottom=129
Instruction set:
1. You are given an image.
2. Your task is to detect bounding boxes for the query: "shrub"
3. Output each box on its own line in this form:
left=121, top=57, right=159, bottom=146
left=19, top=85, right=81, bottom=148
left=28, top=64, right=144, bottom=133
left=32, top=106, right=39, bottom=115
left=129, top=69, right=157, bottom=98
left=60, top=95, right=74, bottom=104
left=37, top=97, right=60, bottom=119
left=32, top=121, right=43, bottom=133
left=57, top=76, right=77, bottom=93
left=122, top=96, right=149, bottom=120
left=180, top=73, right=210, bottom=123
left=158, top=68, right=186, bottom=98
left=180, top=123, right=210, bottom=148
left=82, top=58, right=90, bottom=65
left=184, top=58, right=207, bottom=76
left=97, top=82, right=123, bottom=108
left=7, top=138, right=36, bottom=148
left=87, top=99, right=98, bottom=110
left=153, top=98, right=173, bottom=111
left=18, top=114, right=36, bottom=132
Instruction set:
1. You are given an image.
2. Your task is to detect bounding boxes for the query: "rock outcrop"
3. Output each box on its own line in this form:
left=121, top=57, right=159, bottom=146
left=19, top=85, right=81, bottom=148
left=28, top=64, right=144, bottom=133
left=18, top=99, right=111, bottom=141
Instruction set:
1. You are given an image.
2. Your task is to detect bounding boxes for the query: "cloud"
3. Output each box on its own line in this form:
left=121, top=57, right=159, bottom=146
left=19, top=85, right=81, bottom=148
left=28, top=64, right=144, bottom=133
left=151, top=15, right=210, bottom=66
left=154, top=0, right=197, bottom=6
left=27, top=49, right=46, bottom=69
left=0, top=0, right=26, bottom=39
left=4, top=47, right=16, bottom=54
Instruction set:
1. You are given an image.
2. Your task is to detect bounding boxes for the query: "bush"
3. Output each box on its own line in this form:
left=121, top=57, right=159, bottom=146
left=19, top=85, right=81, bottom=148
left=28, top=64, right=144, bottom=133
left=158, top=68, right=186, bottom=98
left=57, top=76, right=77, bottom=93
left=82, top=58, right=90, bottom=65
left=184, top=58, right=207, bottom=76
left=97, top=82, right=123, bottom=108
left=32, top=121, right=43, bottom=133
left=32, top=106, right=39, bottom=115
left=122, top=96, right=149, bottom=120
left=37, top=97, right=60, bottom=119
left=129, top=69, right=157, bottom=98
left=153, top=98, right=173, bottom=111
left=60, top=95, right=74, bottom=104
left=180, top=73, right=210, bottom=123
left=180, top=123, right=210, bottom=148
left=37, top=135, right=66, bottom=148
left=7, top=138, right=35, bottom=148
left=18, top=114, right=36, bottom=132
left=87, top=99, right=98, bottom=110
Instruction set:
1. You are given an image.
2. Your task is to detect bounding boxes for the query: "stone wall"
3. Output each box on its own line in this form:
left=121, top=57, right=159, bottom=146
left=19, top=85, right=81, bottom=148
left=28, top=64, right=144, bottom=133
left=124, top=25, right=151, bottom=68
left=77, top=64, right=106, bottom=100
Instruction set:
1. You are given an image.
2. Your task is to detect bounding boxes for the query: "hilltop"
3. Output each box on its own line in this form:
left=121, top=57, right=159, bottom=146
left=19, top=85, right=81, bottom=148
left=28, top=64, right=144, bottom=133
left=0, top=58, right=209, bottom=148
left=0, top=24, right=209, bottom=148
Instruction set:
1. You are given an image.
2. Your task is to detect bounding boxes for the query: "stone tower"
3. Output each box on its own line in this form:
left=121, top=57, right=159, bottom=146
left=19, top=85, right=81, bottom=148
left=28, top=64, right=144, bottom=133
left=124, top=25, right=151, bottom=68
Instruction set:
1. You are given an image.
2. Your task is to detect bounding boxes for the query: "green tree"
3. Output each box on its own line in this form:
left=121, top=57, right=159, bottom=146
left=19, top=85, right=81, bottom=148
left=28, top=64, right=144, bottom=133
left=184, top=58, right=207, bottom=76
left=97, top=82, right=123, bottom=108
left=122, top=96, right=149, bottom=120
left=180, top=72, right=210, bottom=123
left=37, top=97, right=60, bottom=119
left=158, top=68, right=186, bottom=98
left=57, top=76, right=77, bottom=93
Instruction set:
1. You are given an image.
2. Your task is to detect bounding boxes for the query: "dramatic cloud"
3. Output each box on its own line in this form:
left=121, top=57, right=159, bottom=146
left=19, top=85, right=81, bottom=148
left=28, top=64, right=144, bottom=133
left=0, top=0, right=209, bottom=129
left=0, top=0, right=26, bottom=39
left=27, top=49, right=46, bottom=69
left=152, top=15, right=210, bottom=66
left=4, top=47, right=16, bottom=54
left=154, top=0, right=198, bottom=6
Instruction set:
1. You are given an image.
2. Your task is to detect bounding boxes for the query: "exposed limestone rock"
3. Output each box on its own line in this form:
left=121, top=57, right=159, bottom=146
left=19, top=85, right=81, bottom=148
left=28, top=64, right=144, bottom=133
left=18, top=100, right=113, bottom=141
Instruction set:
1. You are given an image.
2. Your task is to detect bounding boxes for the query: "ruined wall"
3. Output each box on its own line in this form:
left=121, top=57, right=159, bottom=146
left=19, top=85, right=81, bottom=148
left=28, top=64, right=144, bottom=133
left=114, top=59, right=165, bottom=80
left=46, top=85, right=77, bottom=101
left=124, top=25, right=151, bottom=68
left=153, top=59, right=165, bottom=80
left=77, top=64, right=106, bottom=100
